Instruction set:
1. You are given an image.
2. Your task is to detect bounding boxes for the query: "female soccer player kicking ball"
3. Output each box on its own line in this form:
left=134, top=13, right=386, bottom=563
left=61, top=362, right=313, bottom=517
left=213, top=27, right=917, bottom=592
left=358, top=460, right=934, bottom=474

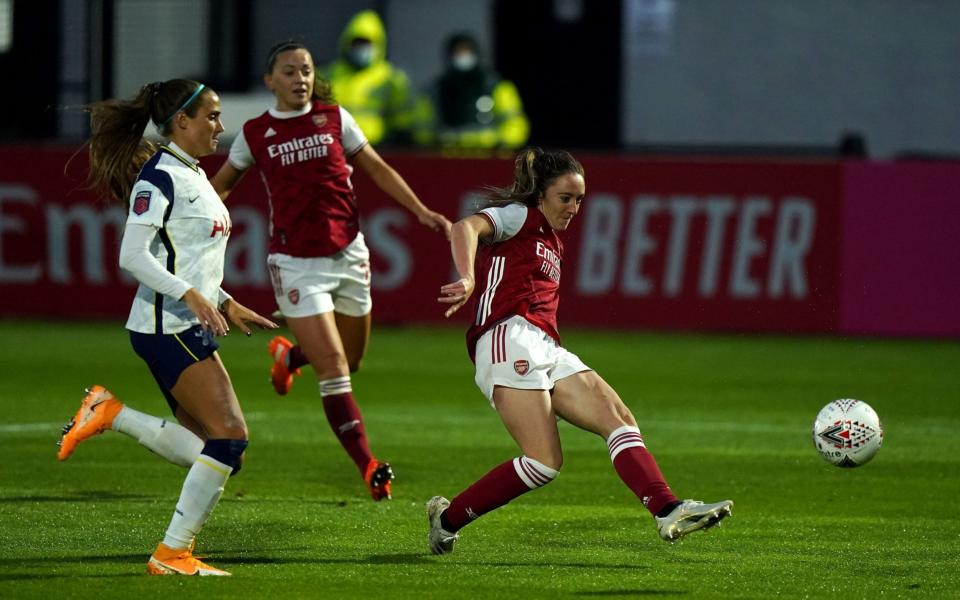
left=58, top=79, right=277, bottom=575
left=427, top=148, right=733, bottom=554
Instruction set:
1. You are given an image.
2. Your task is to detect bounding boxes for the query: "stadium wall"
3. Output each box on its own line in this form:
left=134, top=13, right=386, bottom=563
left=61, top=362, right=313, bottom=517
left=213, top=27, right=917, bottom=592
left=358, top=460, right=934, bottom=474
left=0, top=148, right=956, bottom=337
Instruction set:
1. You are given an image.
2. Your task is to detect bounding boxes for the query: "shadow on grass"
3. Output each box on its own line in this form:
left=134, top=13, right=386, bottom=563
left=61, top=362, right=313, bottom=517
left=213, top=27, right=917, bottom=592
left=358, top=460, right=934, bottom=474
left=365, top=555, right=653, bottom=570
left=0, top=492, right=355, bottom=507
left=575, top=591, right=687, bottom=597
left=0, top=573, right=143, bottom=581
left=0, top=553, right=147, bottom=580
left=206, top=553, right=649, bottom=571
left=366, top=553, right=433, bottom=565
left=215, top=553, right=432, bottom=566
left=0, top=553, right=146, bottom=567
left=0, top=491, right=155, bottom=503
left=468, top=561, right=650, bottom=571
left=220, top=496, right=354, bottom=507
left=0, top=552, right=658, bottom=574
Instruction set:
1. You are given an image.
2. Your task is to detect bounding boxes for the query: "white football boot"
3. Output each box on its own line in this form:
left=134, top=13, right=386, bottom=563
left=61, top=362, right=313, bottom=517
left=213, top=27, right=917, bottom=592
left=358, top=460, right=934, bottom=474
left=656, top=499, right=733, bottom=542
left=426, top=496, right=459, bottom=555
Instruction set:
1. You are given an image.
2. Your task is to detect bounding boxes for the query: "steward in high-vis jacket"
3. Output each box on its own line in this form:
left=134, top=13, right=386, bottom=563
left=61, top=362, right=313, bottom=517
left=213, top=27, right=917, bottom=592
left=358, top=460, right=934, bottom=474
left=319, top=10, right=415, bottom=146
left=413, top=33, right=529, bottom=154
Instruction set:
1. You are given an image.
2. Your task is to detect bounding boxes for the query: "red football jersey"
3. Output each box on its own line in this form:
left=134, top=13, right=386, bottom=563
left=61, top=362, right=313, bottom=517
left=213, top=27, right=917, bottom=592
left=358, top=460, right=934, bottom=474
left=466, top=204, right=564, bottom=361
left=240, top=103, right=361, bottom=257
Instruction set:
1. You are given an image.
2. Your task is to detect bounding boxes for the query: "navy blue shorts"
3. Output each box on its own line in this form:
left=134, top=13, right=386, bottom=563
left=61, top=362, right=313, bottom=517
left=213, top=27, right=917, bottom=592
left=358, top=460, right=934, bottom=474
left=129, top=325, right=220, bottom=413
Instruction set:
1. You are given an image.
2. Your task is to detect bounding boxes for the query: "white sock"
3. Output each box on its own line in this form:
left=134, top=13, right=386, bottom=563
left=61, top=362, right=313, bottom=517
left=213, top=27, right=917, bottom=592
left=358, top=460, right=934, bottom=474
left=606, top=425, right=646, bottom=461
left=112, top=406, right=203, bottom=468
left=512, top=456, right=559, bottom=489
left=162, top=454, right=231, bottom=549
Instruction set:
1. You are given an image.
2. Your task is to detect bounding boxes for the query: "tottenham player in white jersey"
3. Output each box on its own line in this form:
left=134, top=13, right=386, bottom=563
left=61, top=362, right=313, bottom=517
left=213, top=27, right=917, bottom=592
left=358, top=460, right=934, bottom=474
left=57, top=78, right=277, bottom=576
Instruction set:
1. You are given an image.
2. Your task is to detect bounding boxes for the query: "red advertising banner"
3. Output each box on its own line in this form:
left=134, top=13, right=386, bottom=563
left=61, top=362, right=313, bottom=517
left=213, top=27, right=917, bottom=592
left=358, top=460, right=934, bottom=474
left=0, top=149, right=845, bottom=333
left=545, top=158, right=843, bottom=332
left=840, top=162, right=960, bottom=336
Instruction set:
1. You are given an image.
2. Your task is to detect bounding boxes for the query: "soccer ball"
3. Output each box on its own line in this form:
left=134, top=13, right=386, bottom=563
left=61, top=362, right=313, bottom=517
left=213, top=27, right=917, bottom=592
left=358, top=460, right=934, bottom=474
left=812, top=399, right=884, bottom=468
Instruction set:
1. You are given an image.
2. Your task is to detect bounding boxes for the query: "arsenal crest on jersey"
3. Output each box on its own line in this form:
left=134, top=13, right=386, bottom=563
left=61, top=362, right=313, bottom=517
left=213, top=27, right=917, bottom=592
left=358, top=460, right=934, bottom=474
left=312, top=114, right=327, bottom=128
left=287, top=289, right=300, bottom=305
left=514, top=359, right=529, bottom=376
left=132, top=190, right=151, bottom=215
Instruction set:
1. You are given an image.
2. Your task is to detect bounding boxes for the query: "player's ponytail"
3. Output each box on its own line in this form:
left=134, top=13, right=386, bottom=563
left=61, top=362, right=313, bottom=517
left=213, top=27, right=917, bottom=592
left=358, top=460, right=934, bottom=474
left=313, top=77, right=335, bottom=105
left=479, top=147, right=584, bottom=209
left=85, top=79, right=206, bottom=204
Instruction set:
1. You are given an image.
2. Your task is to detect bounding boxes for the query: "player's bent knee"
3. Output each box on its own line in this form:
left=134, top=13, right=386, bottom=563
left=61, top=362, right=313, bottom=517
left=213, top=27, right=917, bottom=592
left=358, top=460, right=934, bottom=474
left=310, top=349, right=350, bottom=374
left=545, top=453, right=564, bottom=471
left=619, top=408, right=638, bottom=427
left=524, top=448, right=562, bottom=471
left=211, top=421, right=248, bottom=441
left=201, top=438, right=249, bottom=476
left=600, top=395, right=635, bottom=428
left=514, top=455, right=560, bottom=489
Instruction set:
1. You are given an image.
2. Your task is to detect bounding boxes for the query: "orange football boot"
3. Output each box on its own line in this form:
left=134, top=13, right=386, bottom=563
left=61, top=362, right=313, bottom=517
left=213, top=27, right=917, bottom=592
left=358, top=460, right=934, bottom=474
left=267, top=335, right=301, bottom=395
left=147, top=543, right=230, bottom=576
left=364, top=459, right=395, bottom=501
left=57, top=385, right=123, bottom=461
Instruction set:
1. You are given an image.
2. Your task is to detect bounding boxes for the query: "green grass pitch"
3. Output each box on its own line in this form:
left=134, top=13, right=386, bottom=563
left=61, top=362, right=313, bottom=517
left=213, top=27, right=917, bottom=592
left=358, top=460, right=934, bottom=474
left=1, top=320, right=958, bottom=598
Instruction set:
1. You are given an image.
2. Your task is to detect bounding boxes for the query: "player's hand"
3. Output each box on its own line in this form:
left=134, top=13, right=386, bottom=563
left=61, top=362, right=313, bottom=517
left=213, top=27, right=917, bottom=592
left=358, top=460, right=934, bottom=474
left=182, top=288, right=230, bottom=336
left=439, top=277, right=474, bottom=318
left=418, top=210, right=453, bottom=239
left=221, top=299, right=279, bottom=336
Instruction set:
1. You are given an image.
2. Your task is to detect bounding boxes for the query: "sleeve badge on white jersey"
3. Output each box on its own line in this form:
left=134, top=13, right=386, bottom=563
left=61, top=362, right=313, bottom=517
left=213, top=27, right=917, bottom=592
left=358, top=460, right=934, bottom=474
left=133, top=190, right=151, bottom=215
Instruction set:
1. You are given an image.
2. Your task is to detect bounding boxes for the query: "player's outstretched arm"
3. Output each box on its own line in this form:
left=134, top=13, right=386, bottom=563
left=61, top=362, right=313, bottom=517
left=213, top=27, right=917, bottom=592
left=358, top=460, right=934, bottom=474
left=210, top=161, right=246, bottom=201
left=182, top=288, right=231, bottom=336
left=220, top=298, right=279, bottom=336
left=351, top=144, right=452, bottom=238
left=439, top=214, right=492, bottom=317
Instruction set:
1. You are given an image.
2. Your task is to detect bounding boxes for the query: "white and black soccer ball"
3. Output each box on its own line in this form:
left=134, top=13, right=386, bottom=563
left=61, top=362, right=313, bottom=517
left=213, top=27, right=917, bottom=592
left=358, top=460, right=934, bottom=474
left=812, top=399, right=884, bottom=468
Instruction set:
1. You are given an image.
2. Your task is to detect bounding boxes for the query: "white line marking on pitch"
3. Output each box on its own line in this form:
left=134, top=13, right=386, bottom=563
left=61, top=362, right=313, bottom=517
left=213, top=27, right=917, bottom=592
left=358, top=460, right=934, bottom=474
left=0, top=422, right=62, bottom=434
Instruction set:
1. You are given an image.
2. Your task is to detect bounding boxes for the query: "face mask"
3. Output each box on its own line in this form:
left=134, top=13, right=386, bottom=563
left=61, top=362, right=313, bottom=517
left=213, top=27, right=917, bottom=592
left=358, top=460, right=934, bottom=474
left=451, top=52, right=477, bottom=72
left=348, top=43, right=374, bottom=68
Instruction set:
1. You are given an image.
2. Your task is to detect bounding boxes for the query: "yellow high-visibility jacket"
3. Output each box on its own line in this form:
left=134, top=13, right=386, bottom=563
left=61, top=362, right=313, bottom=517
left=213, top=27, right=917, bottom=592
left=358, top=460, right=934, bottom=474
left=319, top=10, right=415, bottom=145
left=413, top=67, right=529, bottom=154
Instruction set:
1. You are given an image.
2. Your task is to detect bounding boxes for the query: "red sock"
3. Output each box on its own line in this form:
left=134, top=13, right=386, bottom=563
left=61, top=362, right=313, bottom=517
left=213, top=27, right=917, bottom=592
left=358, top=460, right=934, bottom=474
left=288, top=345, right=309, bottom=370
left=607, top=425, right=679, bottom=516
left=320, top=377, right=372, bottom=474
left=444, top=456, right=557, bottom=531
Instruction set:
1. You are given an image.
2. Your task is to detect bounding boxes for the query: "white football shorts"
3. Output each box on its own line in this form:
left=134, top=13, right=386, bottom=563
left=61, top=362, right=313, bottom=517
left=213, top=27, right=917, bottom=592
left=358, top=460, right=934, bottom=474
left=268, top=232, right=372, bottom=318
left=473, top=315, right=591, bottom=405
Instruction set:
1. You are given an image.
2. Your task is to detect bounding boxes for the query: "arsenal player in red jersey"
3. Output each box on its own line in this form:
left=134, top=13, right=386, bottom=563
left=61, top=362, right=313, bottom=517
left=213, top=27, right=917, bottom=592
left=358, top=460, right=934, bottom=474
left=426, top=148, right=733, bottom=553
left=212, top=42, right=452, bottom=501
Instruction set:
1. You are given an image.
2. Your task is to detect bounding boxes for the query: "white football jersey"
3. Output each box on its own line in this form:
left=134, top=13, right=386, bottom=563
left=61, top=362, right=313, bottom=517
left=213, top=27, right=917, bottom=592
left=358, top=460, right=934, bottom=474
left=124, top=143, right=232, bottom=334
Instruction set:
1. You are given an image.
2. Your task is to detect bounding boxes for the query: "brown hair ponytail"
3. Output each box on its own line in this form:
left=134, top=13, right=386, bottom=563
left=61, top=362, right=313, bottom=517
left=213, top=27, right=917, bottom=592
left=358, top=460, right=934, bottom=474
left=478, top=146, right=585, bottom=210
left=85, top=79, right=208, bottom=204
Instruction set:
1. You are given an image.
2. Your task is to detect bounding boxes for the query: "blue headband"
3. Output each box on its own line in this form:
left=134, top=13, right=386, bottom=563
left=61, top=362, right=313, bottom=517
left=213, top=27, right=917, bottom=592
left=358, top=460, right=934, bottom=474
left=159, top=84, right=206, bottom=128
